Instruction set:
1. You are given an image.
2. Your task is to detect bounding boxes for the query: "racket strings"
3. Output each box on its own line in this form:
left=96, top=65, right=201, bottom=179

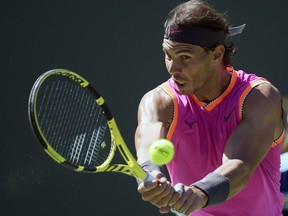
left=36, top=75, right=112, bottom=168
left=56, top=82, right=82, bottom=155
left=83, top=104, right=106, bottom=165
left=40, top=81, right=79, bottom=154
left=64, top=84, right=92, bottom=164
left=46, top=81, right=74, bottom=153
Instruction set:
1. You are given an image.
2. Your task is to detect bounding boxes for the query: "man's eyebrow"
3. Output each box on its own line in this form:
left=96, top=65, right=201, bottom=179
left=174, top=49, right=193, bottom=54
left=162, top=46, right=193, bottom=53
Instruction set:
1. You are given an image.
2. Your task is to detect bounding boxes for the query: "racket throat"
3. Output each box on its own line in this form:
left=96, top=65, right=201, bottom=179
left=105, top=164, right=139, bottom=178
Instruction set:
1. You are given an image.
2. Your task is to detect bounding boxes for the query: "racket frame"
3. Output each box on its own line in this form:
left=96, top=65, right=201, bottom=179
left=28, top=69, right=147, bottom=180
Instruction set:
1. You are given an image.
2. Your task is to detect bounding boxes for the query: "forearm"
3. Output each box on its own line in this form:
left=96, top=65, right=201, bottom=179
left=214, top=159, right=251, bottom=199
left=191, top=159, right=251, bottom=208
left=135, top=122, right=167, bottom=164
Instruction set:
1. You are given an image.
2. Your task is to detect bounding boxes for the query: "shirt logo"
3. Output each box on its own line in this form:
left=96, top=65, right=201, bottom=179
left=224, top=107, right=235, bottom=122
left=184, top=119, right=196, bottom=128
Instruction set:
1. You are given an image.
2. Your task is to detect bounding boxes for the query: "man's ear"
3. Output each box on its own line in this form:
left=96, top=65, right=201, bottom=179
left=212, top=45, right=225, bottom=63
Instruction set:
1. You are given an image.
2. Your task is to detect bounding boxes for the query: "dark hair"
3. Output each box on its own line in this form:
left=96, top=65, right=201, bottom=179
left=164, top=0, right=236, bottom=66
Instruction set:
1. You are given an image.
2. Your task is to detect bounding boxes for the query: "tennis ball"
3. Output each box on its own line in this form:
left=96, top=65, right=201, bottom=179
left=149, top=139, right=175, bottom=166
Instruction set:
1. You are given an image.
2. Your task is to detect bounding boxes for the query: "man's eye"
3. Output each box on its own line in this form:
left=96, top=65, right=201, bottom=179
left=165, top=53, right=172, bottom=60
left=180, top=55, right=190, bottom=60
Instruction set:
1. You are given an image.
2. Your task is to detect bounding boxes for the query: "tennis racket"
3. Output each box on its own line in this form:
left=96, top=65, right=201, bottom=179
left=28, top=69, right=184, bottom=216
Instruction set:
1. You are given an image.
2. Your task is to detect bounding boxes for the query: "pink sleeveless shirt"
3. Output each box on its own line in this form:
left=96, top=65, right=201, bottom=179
left=161, top=69, right=285, bottom=216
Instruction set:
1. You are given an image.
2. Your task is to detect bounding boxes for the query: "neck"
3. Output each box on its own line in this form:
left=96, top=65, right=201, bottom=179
left=194, top=67, right=232, bottom=103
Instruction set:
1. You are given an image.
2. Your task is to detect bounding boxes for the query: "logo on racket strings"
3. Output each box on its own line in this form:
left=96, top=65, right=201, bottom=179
left=57, top=71, right=88, bottom=87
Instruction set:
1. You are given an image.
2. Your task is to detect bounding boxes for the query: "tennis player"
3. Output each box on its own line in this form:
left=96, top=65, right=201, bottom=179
left=135, top=0, right=285, bottom=215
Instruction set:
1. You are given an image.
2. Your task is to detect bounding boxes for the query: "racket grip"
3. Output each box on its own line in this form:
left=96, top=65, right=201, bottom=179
left=170, top=208, right=186, bottom=216
left=174, top=184, right=184, bottom=194
left=170, top=185, right=186, bottom=216
left=143, top=172, right=154, bottom=182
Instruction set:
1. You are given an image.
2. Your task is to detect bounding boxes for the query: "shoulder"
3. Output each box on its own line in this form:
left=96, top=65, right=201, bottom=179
left=138, top=86, right=174, bottom=124
left=140, top=86, right=174, bottom=109
left=243, top=83, right=282, bottom=119
left=247, top=83, right=281, bottom=105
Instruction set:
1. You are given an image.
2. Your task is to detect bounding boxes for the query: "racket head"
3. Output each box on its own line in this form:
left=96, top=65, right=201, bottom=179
left=28, top=69, right=116, bottom=172
left=28, top=69, right=147, bottom=180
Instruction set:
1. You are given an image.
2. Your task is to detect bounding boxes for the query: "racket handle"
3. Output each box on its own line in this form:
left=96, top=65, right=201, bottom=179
left=170, top=185, right=186, bottom=216
left=170, top=208, right=186, bottom=216
left=143, top=172, right=154, bottom=182
left=174, top=184, right=184, bottom=194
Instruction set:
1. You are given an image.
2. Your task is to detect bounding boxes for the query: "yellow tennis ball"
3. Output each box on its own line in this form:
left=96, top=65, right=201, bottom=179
left=149, top=139, right=175, bottom=166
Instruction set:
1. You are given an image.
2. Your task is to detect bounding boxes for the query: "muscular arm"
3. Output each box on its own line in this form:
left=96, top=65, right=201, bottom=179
left=135, top=86, right=173, bottom=164
left=135, top=86, right=182, bottom=212
left=215, top=83, right=283, bottom=198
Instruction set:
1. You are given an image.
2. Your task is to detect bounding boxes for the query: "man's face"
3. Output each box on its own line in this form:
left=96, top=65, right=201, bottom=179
left=162, top=39, right=214, bottom=96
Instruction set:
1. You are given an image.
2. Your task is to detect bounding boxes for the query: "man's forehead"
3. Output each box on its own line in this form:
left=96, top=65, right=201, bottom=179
left=162, top=39, right=199, bottom=51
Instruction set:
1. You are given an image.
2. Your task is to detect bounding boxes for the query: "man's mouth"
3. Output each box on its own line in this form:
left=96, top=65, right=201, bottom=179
left=173, top=78, right=185, bottom=87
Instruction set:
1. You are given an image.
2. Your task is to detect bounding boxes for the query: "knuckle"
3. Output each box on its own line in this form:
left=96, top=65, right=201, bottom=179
left=156, top=200, right=166, bottom=208
left=157, top=184, right=167, bottom=194
left=162, top=187, right=172, bottom=196
left=176, top=198, right=185, bottom=207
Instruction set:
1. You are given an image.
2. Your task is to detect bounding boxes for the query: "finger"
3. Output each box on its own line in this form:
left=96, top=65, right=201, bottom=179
left=149, top=170, right=167, bottom=181
left=168, top=189, right=182, bottom=206
left=182, top=192, right=207, bottom=215
left=138, top=178, right=159, bottom=191
left=168, top=183, right=184, bottom=206
left=171, top=190, right=186, bottom=211
left=152, top=170, right=167, bottom=180
left=159, top=206, right=170, bottom=214
left=173, top=187, right=199, bottom=215
left=152, top=183, right=175, bottom=207
left=177, top=197, right=193, bottom=215
left=144, top=181, right=170, bottom=203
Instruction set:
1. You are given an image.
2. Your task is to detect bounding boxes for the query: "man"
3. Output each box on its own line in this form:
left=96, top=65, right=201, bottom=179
left=135, top=0, right=285, bottom=215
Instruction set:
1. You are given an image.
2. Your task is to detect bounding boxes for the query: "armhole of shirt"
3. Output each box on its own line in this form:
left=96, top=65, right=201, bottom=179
left=161, top=82, right=179, bottom=141
left=238, top=79, right=285, bottom=147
